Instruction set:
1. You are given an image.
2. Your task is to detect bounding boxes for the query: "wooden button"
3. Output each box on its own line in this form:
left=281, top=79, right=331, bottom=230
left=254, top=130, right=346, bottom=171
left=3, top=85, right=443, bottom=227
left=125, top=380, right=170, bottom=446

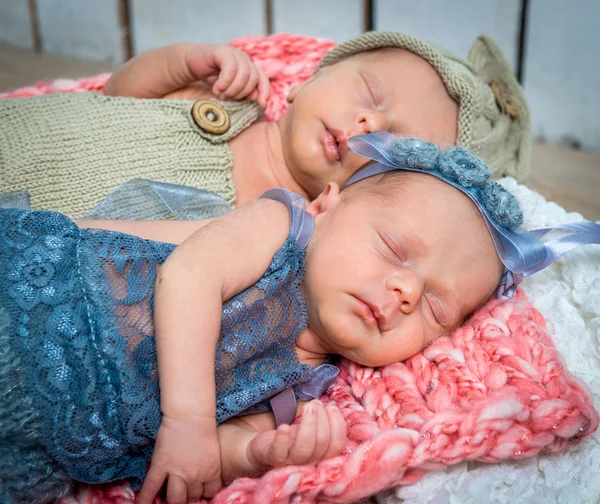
left=191, top=100, right=231, bottom=134
left=489, top=80, right=519, bottom=119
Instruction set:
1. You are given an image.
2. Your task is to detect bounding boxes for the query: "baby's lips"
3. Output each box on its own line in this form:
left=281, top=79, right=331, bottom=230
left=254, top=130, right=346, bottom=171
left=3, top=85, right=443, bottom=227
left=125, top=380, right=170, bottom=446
left=330, top=128, right=350, bottom=159
left=323, top=129, right=341, bottom=162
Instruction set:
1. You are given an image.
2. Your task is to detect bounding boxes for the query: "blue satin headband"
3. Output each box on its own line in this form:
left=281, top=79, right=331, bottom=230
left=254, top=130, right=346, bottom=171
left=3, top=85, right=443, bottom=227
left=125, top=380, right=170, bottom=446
left=343, top=131, right=600, bottom=299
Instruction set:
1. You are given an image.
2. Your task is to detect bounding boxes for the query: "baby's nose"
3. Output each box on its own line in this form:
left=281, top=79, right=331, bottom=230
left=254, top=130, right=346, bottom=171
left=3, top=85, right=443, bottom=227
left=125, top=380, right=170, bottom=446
left=386, top=269, right=425, bottom=316
left=354, top=110, right=388, bottom=136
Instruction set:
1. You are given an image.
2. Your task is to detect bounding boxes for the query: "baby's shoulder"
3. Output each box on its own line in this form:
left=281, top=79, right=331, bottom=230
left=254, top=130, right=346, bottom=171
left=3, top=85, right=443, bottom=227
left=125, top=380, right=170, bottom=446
left=259, top=189, right=313, bottom=249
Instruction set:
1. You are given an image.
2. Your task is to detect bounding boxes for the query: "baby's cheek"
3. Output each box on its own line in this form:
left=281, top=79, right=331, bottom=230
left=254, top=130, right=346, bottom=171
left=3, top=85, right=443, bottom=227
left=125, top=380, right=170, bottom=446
left=378, top=331, right=428, bottom=366
left=423, top=331, right=440, bottom=350
left=406, top=320, right=434, bottom=355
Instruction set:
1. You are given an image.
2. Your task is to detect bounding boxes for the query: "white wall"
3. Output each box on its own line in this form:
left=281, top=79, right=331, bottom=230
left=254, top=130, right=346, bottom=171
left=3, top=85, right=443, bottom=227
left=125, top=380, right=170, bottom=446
left=523, top=0, right=600, bottom=150
left=272, top=0, right=364, bottom=43
left=0, top=0, right=34, bottom=49
left=35, top=0, right=126, bottom=63
left=374, top=0, right=521, bottom=72
left=130, top=0, right=266, bottom=54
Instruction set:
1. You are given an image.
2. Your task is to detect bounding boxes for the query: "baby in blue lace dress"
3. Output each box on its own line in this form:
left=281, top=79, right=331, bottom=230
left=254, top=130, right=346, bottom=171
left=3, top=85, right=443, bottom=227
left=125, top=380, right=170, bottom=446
left=2, top=132, right=597, bottom=504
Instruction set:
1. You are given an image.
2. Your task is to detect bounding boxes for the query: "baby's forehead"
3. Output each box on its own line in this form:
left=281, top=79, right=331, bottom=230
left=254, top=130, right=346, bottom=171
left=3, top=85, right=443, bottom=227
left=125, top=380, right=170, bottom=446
left=356, top=170, right=466, bottom=201
left=354, top=171, right=488, bottom=230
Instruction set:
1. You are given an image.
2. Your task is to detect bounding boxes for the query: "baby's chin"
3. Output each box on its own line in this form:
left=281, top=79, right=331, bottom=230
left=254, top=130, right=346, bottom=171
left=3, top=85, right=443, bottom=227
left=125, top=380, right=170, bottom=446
left=337, top=345, right=408, bottom=368
left=286, top=147, right=331, bottom=197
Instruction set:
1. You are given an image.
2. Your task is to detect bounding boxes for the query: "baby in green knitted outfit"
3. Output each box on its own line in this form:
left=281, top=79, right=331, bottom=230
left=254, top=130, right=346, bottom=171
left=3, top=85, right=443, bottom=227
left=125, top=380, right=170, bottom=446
left=0, top=32, right=531, bottom=218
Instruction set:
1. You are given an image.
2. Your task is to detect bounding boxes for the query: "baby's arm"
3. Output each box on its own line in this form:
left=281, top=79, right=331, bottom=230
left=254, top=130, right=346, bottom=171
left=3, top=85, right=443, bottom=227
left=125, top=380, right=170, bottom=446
left=77, top=218, right=215, bottom=244
left=218, top=400, right=347, bottom=483
left=103, top=43, right=270, bottom=106
left=138, top=199, right=291, bottom=503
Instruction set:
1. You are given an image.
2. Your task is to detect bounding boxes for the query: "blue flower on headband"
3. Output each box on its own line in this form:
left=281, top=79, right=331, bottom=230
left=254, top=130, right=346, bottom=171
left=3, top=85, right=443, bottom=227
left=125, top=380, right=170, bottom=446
left=389, top=139, right=490, bottom=189
left=482, top=182, right=523, bottom=228
left=390, top=138, right=440, bottom=169
left=438, top=147, right=490, bottom=188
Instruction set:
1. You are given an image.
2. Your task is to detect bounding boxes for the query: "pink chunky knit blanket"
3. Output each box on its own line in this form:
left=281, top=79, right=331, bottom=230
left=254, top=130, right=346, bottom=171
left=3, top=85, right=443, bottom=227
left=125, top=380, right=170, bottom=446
left=4, top=34, right=598, bottom=504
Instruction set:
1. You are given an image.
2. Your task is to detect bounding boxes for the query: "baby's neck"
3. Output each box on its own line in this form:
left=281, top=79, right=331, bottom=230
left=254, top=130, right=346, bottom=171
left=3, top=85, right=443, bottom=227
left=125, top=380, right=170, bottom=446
left=229, top=120, right=309, bottom=205
left=295, top=327, right=329, bottom=368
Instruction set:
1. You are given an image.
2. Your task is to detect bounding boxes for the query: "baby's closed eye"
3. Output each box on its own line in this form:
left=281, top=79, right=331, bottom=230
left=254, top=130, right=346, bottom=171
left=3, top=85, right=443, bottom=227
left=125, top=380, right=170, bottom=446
left=360, top=72, right=378, bottom=106
left=378, top=230, right=406, bottom=263
left=424, top=294, right=447, bottom=328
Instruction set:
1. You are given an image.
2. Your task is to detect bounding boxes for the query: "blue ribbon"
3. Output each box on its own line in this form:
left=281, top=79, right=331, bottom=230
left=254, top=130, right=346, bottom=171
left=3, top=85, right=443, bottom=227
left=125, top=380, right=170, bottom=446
left=344, top=131, right=600, bottom=299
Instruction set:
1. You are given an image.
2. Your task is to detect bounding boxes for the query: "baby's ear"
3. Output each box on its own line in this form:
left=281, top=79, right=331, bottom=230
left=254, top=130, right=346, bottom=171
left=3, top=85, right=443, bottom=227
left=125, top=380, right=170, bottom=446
left=286, top=76, right=315, bottom=103
left=286, top=84, right=300, bottom=103
left=306, top=182, right=341, bottom=217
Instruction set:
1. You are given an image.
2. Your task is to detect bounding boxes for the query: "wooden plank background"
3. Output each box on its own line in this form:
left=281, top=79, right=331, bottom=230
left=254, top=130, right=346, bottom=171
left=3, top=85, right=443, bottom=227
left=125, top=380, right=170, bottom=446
left=1, top=0, right=599, bottom=151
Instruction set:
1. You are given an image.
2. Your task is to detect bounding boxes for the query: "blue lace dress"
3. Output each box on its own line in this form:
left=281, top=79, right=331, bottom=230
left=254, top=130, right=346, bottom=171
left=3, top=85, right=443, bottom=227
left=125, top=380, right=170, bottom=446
left=0, top=189, right=337, bottom=503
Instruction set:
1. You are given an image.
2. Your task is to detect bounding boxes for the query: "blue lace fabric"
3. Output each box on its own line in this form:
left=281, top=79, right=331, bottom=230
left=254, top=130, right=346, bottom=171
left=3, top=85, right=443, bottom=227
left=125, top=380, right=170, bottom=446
left=0, top=190, right=315, bottom=494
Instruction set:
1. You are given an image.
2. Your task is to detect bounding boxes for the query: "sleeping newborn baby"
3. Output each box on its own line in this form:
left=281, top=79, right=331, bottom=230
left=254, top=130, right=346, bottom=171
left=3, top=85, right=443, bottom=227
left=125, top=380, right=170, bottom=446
left=0, top=32, right=530, bottom=217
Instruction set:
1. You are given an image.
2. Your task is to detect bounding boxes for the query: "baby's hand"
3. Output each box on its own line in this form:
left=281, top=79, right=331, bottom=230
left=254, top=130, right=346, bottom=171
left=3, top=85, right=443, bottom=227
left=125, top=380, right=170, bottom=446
left=186, top=44, right=270, bottom=107
left=138, top=415, right=222, bottom=504
left=104, top=43, right=270, bottom=105
left=247, top=400, right=347, bottom=470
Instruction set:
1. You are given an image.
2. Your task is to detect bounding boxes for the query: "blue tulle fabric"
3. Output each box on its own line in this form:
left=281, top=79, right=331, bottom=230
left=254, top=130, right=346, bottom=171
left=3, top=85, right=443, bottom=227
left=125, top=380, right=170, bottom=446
left=0, top=201, right=313, bottom=487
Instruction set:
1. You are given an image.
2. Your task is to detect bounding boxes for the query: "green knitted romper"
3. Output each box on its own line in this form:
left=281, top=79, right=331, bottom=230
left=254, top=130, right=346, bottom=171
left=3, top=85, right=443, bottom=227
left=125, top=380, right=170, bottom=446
left=0, top=92, right=263, bottom=218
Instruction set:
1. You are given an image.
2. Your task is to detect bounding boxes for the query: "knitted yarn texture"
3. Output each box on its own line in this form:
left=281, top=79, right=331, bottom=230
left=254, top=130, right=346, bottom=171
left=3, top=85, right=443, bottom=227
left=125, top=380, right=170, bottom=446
left=0, top=93, right=262, bottom=217
left=3, top=34, right=597, bottom=504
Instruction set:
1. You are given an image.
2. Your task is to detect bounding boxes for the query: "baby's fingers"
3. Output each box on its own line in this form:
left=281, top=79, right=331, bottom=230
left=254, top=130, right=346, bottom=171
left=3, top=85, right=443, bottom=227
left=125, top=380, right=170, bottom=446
left=211, top=48, right=244, bottom=95
left=247, top=66, right=270, bottom=107
left=214, top=51, right=255, bottom=100
left=166, top=475, right=187, bottom=504
left=288, top=400, right=324, bottom=465
left=138, top=463, right=167, bottom=504
left=307, top=401, right=333, bottom=462
left=202, top=476, right=222, bottom=499
left=267, top=424, right=294, bottom=467
left=230, top=63, right=260, bottom=100
left=257, top=66, right=271, bottom=107
left=323, top=405, right=347, bottom=459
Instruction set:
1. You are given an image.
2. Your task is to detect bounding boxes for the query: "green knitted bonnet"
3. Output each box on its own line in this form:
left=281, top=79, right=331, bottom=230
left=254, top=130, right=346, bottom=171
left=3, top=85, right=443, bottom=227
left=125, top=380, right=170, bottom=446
left=316, top=31, right=532, bottom=181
